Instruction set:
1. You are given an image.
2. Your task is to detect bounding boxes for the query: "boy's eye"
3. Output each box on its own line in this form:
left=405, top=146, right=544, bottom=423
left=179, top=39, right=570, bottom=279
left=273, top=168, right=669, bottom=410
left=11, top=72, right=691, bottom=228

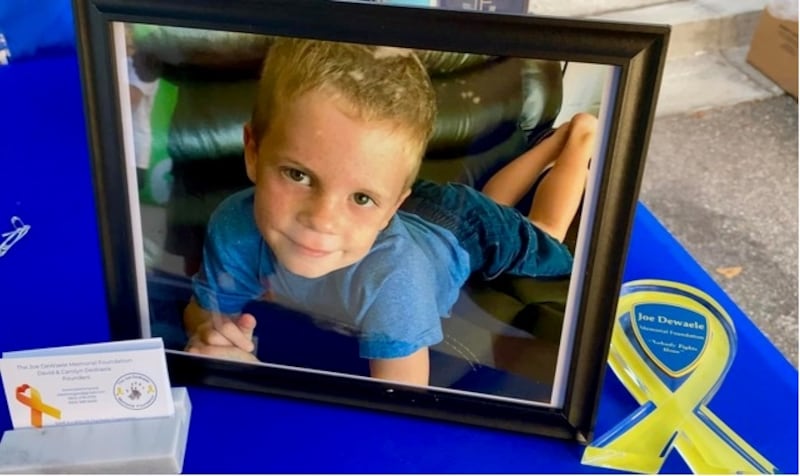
left=281, top=167, right=310, bottom=185
left=353, top=193, right=375, bottom=207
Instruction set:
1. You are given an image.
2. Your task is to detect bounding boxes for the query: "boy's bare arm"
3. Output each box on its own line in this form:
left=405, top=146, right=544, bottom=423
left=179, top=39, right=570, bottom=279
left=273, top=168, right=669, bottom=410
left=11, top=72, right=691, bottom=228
left=369, top=347, right=430, bottom=386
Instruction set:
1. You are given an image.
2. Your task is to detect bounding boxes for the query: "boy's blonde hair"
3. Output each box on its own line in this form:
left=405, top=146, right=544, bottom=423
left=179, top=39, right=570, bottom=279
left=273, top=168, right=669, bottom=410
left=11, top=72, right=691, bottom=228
left=251, top=37, right=437, bottom=183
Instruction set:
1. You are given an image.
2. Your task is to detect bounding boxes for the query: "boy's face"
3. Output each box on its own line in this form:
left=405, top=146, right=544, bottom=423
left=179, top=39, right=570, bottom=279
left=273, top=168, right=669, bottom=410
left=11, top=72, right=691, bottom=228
left=244, top=89, right=416, bottom=278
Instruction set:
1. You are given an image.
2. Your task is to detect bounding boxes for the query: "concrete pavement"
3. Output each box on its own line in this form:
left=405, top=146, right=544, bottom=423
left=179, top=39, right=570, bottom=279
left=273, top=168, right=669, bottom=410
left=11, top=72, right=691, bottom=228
left=640, top=94, right=798, bottom=367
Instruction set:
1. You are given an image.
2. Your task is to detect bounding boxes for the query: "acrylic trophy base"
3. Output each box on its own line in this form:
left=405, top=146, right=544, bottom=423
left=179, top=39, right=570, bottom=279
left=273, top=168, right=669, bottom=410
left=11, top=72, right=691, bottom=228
left=582, top=280, right=778, bottom=474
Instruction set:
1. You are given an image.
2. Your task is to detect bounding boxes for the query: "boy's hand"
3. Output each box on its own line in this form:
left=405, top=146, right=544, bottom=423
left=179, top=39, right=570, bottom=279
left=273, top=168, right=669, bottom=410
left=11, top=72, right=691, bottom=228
left=186, top=338, right=260, bottom=363
left=185, top=313, right=259, bottom=364
left=195, top=313, right=257, bottom=352
left=183, top=299, right=259, bottom=361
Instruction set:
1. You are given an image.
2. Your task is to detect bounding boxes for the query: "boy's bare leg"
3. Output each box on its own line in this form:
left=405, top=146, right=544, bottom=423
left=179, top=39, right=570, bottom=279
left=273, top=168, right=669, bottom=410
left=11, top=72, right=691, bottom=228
left=482, top=122, right=573, bottom=207
left=528, top=113, right=596, bottom=242
left=481, top=113, right=597, bottom=242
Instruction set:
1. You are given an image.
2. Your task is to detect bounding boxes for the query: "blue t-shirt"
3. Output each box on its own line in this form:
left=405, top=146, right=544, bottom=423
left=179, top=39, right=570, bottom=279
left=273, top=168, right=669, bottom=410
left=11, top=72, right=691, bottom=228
left=193, top=188, right=471, bottom=359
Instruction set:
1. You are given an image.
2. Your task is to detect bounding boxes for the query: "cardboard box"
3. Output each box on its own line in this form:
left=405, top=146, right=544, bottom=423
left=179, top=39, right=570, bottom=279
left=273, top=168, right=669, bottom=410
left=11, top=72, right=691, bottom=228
left=746, top=7, right=798, bottom=98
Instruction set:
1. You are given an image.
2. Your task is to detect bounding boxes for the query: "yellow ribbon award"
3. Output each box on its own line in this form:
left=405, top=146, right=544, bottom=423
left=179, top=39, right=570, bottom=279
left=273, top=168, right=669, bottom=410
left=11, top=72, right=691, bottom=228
left=581, top=279, right=778, bottom=474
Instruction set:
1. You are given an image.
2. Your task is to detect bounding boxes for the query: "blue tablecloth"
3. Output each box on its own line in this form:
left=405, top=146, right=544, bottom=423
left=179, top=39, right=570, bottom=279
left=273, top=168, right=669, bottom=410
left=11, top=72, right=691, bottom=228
left=1, top=51, right=797, bottom=474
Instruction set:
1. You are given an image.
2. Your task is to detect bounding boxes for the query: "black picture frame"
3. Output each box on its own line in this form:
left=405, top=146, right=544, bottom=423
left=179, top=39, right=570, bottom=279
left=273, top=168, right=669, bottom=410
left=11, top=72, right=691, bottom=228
left=73, top=0, right=669, bottom=442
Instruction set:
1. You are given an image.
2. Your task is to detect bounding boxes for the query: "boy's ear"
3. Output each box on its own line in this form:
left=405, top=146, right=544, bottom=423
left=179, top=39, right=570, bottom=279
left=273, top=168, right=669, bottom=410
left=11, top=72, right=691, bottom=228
left=243, top=123, right=258, bottom=183
left=382, top=187, right=412, bottom=229
left=397, top=187, right=412, bottom=206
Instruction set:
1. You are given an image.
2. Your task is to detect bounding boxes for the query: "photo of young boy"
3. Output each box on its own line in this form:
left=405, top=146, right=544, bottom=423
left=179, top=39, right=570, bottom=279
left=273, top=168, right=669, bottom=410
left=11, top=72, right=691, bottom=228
left=178, top=37, right=596, bottom=387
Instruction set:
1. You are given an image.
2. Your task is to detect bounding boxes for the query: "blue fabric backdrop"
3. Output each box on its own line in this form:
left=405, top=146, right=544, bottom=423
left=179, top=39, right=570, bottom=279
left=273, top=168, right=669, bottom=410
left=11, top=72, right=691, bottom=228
left=0, top=0, right=74, bottom=61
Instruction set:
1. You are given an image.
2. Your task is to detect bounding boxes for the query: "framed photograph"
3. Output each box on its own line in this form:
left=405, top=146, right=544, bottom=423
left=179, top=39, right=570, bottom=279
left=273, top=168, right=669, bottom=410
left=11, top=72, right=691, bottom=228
left=73, top=0, right=669, bottom=441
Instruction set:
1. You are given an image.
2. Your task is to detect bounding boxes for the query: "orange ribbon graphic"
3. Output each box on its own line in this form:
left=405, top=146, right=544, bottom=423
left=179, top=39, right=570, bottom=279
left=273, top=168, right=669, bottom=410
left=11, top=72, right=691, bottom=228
left=16, top=384, right=61, bottom=428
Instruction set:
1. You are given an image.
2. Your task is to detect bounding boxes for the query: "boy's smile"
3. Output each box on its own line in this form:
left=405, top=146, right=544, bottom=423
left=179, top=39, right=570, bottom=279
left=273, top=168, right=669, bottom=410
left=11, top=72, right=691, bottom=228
left=244, top=88, right=417, bottom=278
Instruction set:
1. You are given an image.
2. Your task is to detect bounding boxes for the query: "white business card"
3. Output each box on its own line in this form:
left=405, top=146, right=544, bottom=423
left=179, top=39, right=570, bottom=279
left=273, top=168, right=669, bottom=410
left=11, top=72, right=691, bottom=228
left=0, top=338, right=174, bottom=428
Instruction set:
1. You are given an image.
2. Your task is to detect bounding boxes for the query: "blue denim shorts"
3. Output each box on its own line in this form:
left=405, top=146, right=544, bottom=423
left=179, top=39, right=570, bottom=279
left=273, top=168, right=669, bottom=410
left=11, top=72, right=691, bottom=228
left=400, top=179, right=574, bottom=280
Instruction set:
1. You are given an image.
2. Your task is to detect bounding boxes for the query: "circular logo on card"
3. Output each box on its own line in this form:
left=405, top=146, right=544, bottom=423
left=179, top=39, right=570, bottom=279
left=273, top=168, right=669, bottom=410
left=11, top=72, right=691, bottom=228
left=113, top=372, right=158, bottom=410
